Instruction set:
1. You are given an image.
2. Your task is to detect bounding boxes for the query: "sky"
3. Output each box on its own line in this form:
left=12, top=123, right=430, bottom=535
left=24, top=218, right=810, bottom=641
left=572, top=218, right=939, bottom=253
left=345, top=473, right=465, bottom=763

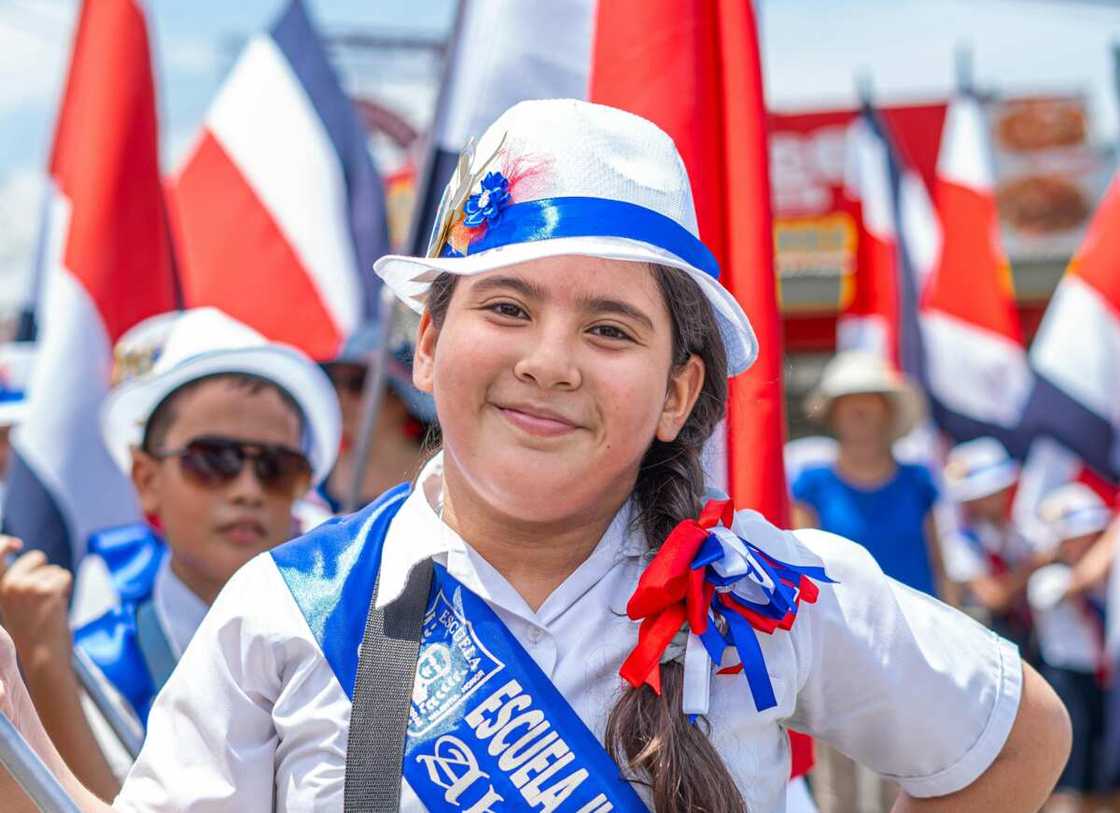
left=1, top=0, right=1119, bottom=311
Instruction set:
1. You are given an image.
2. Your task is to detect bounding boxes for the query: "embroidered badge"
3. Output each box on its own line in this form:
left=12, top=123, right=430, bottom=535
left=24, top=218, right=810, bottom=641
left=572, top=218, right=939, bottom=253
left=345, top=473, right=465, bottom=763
left=409, top=586, right=505, bottom=738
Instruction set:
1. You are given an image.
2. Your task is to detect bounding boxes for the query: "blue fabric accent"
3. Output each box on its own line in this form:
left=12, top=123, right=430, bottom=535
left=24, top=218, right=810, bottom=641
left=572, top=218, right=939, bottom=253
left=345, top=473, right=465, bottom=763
left=441, top=196, right=721, bottom=281
left=75, top=607, right=158, bottom=724
left=72, top=525, right=168, bottom=726
left=270, top=0, right=388, bottom=321
left=86, top=525, right=165, bottom=605
left=722, top=608, right=777, bottom=711
left=0, top=388, right=24, bottom=403
left=792, top=462, right=939, bottom=595
left=274, top=484, right=647, bottom=808
left=271, top=484, right=410, bottom=699
left=403, top=564, right=647, bottom=811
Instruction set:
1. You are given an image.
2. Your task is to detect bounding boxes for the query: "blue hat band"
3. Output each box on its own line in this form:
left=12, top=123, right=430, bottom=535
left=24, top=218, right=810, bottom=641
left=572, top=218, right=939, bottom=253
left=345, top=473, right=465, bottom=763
left=440, top=196, right=720, bottom=281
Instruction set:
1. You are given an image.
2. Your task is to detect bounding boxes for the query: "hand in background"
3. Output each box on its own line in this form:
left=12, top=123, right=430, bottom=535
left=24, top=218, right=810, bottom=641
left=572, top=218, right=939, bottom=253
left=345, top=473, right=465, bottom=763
left=0, top=536, right=74, bottom=679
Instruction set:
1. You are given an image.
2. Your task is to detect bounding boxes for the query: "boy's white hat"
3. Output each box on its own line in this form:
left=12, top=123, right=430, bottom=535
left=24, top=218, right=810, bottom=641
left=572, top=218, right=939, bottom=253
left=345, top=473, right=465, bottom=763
left=1038, top=482, right=1112, bottom=543
left=944, top=437, right=1019, bottom=503
left=0, top=342, right=36, bottom=427
left=101, top=308, right=341, bottom=485
left=373, top=99, right=758, bottom=376
left=804, top=351, right=925, bottom=440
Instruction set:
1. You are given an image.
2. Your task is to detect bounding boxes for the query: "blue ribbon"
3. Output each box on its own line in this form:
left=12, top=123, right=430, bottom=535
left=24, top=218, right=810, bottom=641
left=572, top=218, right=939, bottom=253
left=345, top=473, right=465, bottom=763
left=440, top=196, right=721, bottom=281
left=689, top=530, right=836, bottom=713
left=0, top=388, right=24, bottom=404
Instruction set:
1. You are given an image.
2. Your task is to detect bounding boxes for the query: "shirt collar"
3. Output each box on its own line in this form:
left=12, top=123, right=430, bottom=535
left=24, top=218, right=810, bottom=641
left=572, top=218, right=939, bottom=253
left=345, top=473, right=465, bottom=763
left=153, top=555, right=209, bottom=658
left=374, top=452, right=645, bottom=616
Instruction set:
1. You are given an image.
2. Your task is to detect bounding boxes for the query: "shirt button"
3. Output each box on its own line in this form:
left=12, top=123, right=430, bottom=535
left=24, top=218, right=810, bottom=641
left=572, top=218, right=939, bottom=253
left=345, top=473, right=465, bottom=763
left=527, top=627, right=543, bottom=646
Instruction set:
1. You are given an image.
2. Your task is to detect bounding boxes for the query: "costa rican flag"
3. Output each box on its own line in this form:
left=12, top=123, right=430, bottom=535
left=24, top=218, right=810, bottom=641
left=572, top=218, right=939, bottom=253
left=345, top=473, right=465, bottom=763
left=407, top=0, right=594, bottom=254
left=2, top=0, right=178, bottom=569
left=920, top=90, right=1031, bottom=443
left=167, top=0, right=387, bottom=361
left=1019, top=170, right=1120, bottom=484
left=839, top=105, right=931, bottom=384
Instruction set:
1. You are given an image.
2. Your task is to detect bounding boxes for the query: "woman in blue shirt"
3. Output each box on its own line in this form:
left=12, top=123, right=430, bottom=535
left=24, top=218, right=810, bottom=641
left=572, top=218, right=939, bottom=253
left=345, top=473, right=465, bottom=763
left=792, top=350, right=946, bottom=813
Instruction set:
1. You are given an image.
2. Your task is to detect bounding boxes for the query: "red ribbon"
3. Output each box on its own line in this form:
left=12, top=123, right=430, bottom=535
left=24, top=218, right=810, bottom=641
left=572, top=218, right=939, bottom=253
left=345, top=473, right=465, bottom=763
left=620, top=498, right=824, bottom=696
left=620, top=499, right=733, bottom=693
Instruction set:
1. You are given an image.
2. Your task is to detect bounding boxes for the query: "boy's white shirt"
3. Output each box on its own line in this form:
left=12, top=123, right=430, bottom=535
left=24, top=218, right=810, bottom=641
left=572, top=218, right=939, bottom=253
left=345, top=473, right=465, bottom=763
left=115, top=453, right=1023, bottom=813
left=1028, top=563, right=1103, bottom=673
left=943, top=519, right=1034, bottom=584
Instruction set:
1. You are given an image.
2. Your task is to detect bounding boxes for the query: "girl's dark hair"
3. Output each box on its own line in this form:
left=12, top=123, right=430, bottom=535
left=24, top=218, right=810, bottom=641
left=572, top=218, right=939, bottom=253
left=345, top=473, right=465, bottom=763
left=141, top=373, right=304, bottom=453
left=426, top=265, right=743, bottom=811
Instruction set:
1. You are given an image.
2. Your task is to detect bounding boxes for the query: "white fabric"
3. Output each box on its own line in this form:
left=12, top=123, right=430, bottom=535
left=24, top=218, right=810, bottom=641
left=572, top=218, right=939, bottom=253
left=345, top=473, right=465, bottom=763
left=920, top=310, right=1032, bottom=429
left=152, top=556, right=209, bottom=660
left=116, top=454, right=1022, bottom=813
left=786, top=777, right=818, bottom=813
left=0, top=342, right=36, bottom=426
left=1028, top=564, right=1101, bottom=673
left=936, top=94, right=996, bottom=191
left=438, top=0, right=594, bottom=149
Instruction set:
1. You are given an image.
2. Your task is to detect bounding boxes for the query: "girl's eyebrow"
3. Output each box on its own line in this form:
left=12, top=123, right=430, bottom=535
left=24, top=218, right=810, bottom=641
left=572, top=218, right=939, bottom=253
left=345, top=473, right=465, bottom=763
left=578, top=296, right=654, bottom=332
left=469, top=275, right=544, bottom=300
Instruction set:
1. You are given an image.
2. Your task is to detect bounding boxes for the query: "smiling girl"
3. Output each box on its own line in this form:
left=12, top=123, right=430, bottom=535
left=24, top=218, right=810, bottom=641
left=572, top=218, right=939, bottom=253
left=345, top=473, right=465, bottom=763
left=0, top=100, right=1070, bottom=813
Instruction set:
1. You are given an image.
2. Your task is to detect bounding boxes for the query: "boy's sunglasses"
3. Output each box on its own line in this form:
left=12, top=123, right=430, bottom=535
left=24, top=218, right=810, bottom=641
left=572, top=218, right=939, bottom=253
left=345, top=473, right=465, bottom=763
left=150, top=436, right=311, bottom=497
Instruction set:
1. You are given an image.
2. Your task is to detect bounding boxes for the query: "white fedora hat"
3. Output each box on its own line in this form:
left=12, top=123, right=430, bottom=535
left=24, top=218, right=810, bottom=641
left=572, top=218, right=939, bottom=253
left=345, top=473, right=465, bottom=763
left=944, top=437, right=1019, bottom=503
left=805, top=351, right=926, bottom=440
left=373, top=99, right=758, bottom=376
left=101, top=308, right=340, bottom=485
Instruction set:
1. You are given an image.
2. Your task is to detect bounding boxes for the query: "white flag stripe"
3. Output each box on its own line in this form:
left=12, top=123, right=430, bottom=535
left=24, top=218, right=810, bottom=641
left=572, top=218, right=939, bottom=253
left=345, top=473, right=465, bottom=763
left=438, top=0, right=595, bottom=149
left=920, top=310, right=1032, bottom=427
left=935, top=94, right=995, bottom=191
left=1031, top=274, right=1120, bottom=427
left=207, top=36, right=362, bottom=337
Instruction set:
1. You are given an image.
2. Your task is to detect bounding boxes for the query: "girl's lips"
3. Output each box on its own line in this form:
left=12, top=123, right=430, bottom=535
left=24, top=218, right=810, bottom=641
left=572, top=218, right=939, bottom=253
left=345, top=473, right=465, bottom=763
left=495, top=405, right=579, bottom=438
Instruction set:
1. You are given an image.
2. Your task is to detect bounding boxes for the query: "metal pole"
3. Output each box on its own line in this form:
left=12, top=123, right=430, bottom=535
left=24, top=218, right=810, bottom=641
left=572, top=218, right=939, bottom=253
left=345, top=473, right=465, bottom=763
left=404, top=0, right=468, bottom=255
left=343, top=288, right=398, bottom=513
left=0, top=712, right=82, bottom=813
left=70, top=649, right=144, bottom=759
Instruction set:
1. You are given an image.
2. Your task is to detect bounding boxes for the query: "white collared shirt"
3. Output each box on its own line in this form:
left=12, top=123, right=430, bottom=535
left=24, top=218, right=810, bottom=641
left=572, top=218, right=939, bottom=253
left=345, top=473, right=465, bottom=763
left=1028, top=563, right=1104, bottom=673
left=116, top=454, right=1021, bottom=813
left=152, top=555, right=210, bottom=660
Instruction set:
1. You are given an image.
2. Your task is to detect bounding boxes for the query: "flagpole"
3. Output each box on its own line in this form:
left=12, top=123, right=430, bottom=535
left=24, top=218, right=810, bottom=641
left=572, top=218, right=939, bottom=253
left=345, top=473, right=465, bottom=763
left=342, top=0, right=466, bottom=513
left=0, top=712, right=82, bottom=813
left=70, top=650, right=144, bottom=759
left=955, top=44, right=974, bottom=94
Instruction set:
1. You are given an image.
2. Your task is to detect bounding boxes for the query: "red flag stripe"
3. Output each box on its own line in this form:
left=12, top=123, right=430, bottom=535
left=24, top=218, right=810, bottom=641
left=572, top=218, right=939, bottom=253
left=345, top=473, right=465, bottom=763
left=49, top=0, right=176, bottom=342
left=168, top=133, right=343, bottom=360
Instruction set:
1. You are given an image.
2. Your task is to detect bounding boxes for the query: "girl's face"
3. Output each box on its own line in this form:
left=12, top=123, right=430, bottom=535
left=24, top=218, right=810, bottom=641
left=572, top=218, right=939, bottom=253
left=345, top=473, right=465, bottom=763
left=414, top=256, right=705, bottom=526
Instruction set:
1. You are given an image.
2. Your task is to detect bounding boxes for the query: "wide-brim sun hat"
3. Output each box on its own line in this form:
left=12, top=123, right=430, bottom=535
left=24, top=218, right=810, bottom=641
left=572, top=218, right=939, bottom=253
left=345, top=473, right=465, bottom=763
left=805, top=350, right=926, bottom=441
left=373, top=99, right=758, bottom=376
left=944, top=437, right=1019, bottom=503
left=102, top=308, right=341, bottom=486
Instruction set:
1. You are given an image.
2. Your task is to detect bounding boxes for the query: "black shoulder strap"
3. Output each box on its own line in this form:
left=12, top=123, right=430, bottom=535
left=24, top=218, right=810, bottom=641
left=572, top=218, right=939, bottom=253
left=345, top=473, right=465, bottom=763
left=344, top=556, right=433, bottom=812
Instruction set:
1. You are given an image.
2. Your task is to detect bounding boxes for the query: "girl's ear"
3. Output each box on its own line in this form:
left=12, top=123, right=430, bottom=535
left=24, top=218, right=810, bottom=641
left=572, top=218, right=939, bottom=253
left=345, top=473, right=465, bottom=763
left=656, top=354, right=705, bottom=443
left=413, top=310, right=438, bottom=394
left=130, top=448, right=162, bottom=516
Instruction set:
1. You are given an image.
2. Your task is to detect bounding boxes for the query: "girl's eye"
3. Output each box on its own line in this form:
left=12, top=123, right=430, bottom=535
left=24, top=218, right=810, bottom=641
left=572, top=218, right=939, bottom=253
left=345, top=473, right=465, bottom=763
left=589, top=324, right=633, bottom=342
left=487, top=302, right=528, bottom=319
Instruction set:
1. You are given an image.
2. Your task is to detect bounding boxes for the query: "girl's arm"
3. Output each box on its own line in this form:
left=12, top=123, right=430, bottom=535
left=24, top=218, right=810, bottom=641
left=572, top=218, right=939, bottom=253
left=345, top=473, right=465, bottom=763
left=891, top=662, right=1070, bottom=811
left=0, top=622, right=115, bottom=812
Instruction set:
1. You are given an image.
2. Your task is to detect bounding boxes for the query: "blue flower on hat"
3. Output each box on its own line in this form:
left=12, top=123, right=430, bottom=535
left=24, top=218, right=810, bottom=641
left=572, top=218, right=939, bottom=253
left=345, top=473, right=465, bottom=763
left=462, top=171, right=511, bottom=227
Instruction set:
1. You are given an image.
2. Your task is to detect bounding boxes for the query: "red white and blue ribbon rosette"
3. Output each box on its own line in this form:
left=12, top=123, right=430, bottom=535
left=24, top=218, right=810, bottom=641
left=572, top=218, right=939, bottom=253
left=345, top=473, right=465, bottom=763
left=620, top=499, right=835, bottom=717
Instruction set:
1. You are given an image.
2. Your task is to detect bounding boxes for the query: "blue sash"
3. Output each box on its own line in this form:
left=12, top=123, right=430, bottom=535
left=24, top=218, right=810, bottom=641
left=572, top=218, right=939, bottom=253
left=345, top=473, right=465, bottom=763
left=73, top=524, right=169, bottom=724
left=272, top=487, right=647, bottom=812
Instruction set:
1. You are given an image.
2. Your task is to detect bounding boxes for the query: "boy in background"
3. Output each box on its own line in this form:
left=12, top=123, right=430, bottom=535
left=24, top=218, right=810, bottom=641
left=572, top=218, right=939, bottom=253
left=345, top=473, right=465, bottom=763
left=0, top=308, right=339, bottom=800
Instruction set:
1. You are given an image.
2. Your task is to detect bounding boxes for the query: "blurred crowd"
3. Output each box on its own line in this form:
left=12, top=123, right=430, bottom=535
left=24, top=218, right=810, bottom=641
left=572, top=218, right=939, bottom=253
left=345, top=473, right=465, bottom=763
left=0, top=318, right=1113, bottom=812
